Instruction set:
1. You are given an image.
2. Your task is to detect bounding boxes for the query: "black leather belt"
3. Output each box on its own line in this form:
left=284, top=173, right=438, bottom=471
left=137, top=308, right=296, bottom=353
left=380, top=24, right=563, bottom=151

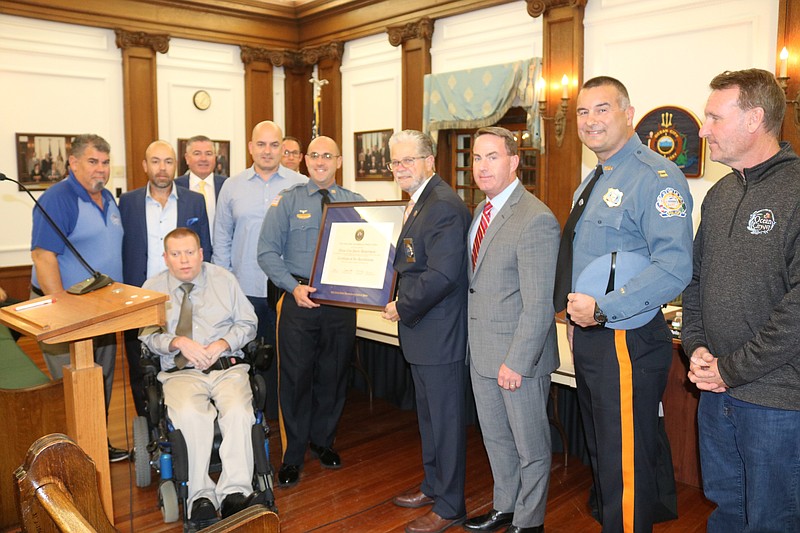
left=31, top=285, right=44, bottom=297
left=166, top=355, right=243, bottom=374
left=292, top=275, right=310, bottom=285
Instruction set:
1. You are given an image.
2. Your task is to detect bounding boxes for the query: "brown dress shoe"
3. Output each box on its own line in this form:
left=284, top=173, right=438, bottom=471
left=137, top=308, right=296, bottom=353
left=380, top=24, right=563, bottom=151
left=393, top=489, right=434, bottom=508
left=405, top=510, right=466, bottom=533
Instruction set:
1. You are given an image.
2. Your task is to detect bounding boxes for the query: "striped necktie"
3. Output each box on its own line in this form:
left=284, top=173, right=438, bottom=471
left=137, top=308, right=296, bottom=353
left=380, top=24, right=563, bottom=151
left=471, top=201, right=492, bottom=270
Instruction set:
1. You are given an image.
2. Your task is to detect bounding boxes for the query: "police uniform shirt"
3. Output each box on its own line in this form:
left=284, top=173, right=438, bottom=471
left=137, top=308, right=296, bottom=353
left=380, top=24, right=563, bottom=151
left=571, top=135, right=693, bottom=322
left=257, top=181, right=366, bottom=293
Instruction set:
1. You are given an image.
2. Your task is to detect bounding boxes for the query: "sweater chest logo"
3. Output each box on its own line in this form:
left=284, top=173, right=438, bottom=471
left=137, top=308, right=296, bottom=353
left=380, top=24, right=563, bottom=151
left=747, top=209, right=776, bottom=235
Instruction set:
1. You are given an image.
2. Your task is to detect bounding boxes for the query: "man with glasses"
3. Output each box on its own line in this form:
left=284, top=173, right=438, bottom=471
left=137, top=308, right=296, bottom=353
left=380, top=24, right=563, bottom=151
left=280, top=136, right=305, bottom=174
left=213, top=121, right=306, bottom=421
left=382, top=129, right=471, bottom=533
left=257, top=136, right=364, bottom=488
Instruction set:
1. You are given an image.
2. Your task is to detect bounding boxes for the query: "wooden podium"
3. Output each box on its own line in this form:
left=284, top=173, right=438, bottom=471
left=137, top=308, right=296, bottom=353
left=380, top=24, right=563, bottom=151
left=0, top=282, right=167, bottom=521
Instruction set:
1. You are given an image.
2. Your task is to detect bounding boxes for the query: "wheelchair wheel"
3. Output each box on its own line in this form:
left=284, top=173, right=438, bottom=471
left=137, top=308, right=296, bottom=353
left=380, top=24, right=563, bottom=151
left=158, top=480, right=179, bottom=523
left=133, top=416, right=152, bottom=487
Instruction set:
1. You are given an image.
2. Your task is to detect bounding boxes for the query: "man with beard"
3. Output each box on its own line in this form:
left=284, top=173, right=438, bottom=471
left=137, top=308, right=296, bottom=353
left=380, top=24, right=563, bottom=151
left=119, top=140, right=210, bottom=417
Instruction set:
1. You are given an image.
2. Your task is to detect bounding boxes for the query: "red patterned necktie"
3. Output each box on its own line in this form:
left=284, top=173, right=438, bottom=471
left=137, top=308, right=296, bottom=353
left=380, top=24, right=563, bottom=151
left=472, top=201, right=492, bottom=270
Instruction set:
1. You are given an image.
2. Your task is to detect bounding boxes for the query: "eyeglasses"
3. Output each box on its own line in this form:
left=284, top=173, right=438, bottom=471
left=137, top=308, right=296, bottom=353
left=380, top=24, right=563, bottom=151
left=387, top=156, right=428, bottom=171
left=283, top=150, right=301, bottom=157
left=308, top=152, right=339, bottom=160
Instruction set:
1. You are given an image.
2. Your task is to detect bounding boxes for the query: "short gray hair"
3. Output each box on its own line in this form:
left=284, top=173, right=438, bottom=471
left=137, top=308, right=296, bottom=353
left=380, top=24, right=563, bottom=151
left=70, top=134, right=110, bottom=158
left=388, top=130, right=435, bottom=157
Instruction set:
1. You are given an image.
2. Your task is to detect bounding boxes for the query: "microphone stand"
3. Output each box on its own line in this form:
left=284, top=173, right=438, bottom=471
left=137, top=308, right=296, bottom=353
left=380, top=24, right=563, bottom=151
left=1, top=172, right=114, bottom=295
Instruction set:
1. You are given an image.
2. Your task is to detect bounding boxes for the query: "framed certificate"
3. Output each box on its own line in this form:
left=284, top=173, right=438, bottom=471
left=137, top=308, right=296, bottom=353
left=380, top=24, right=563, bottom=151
left=309, top=201, right=406, bottom=310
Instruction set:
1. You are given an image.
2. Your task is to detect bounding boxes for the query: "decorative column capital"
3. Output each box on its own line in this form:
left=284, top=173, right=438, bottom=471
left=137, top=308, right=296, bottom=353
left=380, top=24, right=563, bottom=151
left=240, top=45, right=290, bottom=66
left=387, top=17, right=434, bottom=47
left=298, top=41, right=345, bottom=65
left=526, top=0, right=587, bottom=18
left=114, top=29, right=169, bottom=53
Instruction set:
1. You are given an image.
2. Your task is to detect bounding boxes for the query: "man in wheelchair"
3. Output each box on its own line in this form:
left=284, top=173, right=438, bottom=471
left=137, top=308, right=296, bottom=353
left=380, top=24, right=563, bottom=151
left=140, top=227, right=266, bottom=524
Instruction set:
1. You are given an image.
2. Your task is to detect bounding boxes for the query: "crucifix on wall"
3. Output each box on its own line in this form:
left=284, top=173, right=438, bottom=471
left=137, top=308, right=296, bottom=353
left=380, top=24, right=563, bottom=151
left=309, top=72, right=329, bottom=139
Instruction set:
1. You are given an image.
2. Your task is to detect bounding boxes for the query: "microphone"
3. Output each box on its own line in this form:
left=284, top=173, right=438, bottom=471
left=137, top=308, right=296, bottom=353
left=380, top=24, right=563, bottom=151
left=1, top=172, right=113, bottom=295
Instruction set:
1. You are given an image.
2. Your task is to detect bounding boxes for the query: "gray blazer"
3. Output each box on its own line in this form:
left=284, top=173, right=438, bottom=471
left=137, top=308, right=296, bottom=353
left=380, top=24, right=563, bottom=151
left=467, top=182, right=560, bottom=378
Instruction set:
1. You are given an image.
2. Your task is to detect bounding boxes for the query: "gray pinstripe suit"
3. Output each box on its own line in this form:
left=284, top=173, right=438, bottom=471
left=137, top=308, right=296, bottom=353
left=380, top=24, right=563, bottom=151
left=467, top=181, right=560, bottom=528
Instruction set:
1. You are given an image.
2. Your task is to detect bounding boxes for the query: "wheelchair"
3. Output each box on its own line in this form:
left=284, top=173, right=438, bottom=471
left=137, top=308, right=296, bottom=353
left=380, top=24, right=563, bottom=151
left=132, top=339, right=277, bottom=530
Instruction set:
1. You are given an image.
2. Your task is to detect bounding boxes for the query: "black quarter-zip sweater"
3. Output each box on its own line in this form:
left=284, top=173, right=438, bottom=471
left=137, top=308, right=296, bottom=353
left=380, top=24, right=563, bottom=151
left=682, top=142, right=800, bottom=410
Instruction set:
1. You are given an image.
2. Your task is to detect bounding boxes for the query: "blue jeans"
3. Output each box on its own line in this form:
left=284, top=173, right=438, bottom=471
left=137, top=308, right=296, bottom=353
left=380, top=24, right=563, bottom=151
left=698, top=391, right=800, bottom=533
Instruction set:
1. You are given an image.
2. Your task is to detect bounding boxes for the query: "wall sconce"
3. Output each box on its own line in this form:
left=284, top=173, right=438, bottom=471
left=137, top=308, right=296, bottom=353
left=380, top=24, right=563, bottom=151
left=538, top=74, right=570, bottom=147
left=777, top=47, right=800, bottom=130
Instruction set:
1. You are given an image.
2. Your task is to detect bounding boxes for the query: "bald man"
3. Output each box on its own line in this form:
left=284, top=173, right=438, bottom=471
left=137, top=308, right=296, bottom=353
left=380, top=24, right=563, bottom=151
left=119, top=139, right=211, bottom=417
left=213, top=121, right=307, bottom=421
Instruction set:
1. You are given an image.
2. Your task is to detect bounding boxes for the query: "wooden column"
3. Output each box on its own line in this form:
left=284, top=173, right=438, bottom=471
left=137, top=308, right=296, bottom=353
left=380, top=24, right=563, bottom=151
left=307, top=42, right=344, bottom=146
left=528, top=0, right=586, bottom=227
left=115, top=29, right=168, bottom=191
left=283, top=53, right=315, bottom=161
left=240, top=46, right=277, bottom=168
left=388, top=17, right=433, bottom=132
left=779, top=0, right=800, bottom=148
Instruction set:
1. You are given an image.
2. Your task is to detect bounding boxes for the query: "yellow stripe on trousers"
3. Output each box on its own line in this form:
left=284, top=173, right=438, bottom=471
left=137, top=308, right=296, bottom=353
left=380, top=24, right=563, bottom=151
left=276, top=294, right=288, bottom=462
left=615, top=329, right=635, bottom=533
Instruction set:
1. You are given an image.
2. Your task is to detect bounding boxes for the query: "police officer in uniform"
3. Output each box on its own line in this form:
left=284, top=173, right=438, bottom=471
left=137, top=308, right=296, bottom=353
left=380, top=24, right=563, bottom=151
left=257, top=136, right=365, bottom=488
left=553, top=76, right=693, bottom=533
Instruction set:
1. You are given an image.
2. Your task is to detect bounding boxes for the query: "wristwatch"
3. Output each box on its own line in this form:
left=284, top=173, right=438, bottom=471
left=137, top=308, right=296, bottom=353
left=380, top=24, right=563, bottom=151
left=593, top=303, right=608, bottom=326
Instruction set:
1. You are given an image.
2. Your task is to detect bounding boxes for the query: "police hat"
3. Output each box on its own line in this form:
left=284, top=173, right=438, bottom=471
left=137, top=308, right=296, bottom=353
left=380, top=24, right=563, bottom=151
left=575, top=251, right=659, bottom=330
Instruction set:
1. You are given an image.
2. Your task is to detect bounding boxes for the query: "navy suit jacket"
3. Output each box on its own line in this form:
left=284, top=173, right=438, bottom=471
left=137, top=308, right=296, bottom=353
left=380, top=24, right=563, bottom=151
left=119, top=185, right=212, bottom=287
left=394, top=174, right=471, bottom=365
left=174, top=173, right=228, bottom=202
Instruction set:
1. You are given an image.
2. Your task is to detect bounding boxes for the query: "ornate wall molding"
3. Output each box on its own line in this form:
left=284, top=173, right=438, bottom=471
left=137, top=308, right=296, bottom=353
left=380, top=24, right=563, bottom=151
left=240, top=45, right=290, bottom=66
left=299, top=41, right=344, bottom=65
left=526, top=0, right=588, bottom=18
left=240, top=41, right=343, bottom=69
left=114, top=28, right=169, bottom=53
left=387, top=17, right=434, bottom=47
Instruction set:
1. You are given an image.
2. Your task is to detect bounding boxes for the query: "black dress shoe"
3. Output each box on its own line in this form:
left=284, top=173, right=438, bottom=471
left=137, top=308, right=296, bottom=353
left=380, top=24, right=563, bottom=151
left=464, top=509, right=514, bottom=531
left=220, top=492, right=248, bottom=518
left=190, top=497, right=217, bottom=521
left=309, top=443, right=342, bottom=469
left=506, top=525, right=544, bottom=533
left=108, top=444, right=129, bottom=463
left=278, top=463, right=302, bottom=487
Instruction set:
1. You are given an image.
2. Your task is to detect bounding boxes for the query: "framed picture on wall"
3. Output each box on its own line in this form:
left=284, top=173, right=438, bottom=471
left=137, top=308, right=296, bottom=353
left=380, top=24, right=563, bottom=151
left=177, top=138, right=231, bottom=178
left=354, top=129, right=394, bottom=181
left=15, top=133, right=76, bottom=191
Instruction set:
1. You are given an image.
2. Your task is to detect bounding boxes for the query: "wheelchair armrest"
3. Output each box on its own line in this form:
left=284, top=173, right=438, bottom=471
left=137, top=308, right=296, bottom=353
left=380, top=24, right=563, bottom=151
left=244, top=338, right=275, bottom=372
left=139, top=343, right=162, bottom=373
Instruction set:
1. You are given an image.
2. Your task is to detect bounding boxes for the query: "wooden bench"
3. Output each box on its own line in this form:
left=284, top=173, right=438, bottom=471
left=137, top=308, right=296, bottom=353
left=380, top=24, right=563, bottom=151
left=15, top=433, right=280, bottom=532
left=0, top=325, right=66, bottom=530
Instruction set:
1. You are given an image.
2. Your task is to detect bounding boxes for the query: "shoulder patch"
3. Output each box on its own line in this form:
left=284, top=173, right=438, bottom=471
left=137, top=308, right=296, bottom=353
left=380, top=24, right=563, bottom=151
left=655, top=187, right=687, bottom=218
left=271, top=195, right=282, bottom=207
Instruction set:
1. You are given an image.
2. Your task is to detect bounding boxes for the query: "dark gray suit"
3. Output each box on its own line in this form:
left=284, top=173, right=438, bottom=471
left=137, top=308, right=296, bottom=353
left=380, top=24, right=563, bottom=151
left=467, top=181, right=560, bottom=527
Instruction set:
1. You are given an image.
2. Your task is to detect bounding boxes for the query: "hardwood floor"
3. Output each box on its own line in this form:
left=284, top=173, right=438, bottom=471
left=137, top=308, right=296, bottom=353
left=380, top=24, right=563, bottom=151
left=16, top=335, right=714, bottom=532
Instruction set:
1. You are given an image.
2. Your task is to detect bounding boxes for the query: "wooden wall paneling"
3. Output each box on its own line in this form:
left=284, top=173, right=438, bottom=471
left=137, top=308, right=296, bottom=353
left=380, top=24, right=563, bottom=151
left=116, top=30, right=166, bottom=191
left=0, top=265, right=33, bottom=301
left=531, top=0, right=586, bottom=227
left=0, top=0, right=298, bottom=49
left=284, top=64, right=315, bottom=163
left=307, top=42, right=344, bottom=183
left=387, top=18, right=433, bottom=132
left=298, top=0, right=513, bottom=47
left=241, top=47, right=277, bottom=168
left=779, top=0, right=800, bottom=149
